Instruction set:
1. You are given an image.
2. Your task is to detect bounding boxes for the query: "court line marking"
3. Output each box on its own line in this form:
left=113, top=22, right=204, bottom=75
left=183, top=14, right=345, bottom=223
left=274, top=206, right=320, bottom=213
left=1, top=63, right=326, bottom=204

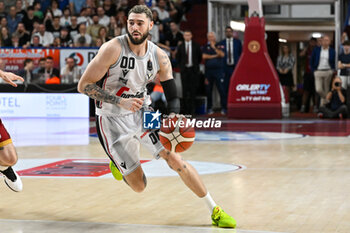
left=0, top=219, right=289, bottom=233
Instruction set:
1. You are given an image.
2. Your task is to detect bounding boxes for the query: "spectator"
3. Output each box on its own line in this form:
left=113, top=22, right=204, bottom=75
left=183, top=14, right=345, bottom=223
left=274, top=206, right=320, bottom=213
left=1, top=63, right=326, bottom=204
left=11, top=33, right=20, bottom=48
left=85, top=6, right=94, bottom=25
left=33, top=2, right=44, bottom=19
left=165, top=22, right=183, bottom=60
left=60, top=57, right=82, bottom=83
left=69, top=0, right=86, bottom=15
left=338, top=40, right=350, bottom=90
left=310, top=35, right=336, bottom=107
left=103, top=0, right=117, bottom=17
left=0, top=2, right=7, bottom=20
left=38, top=56, right=60, bottom=80
left=32, top=24, right=54, bottom=47
left=52, top=37, right=61, bottom=47
left=31, top=21, right=41, bottom=35
left=107, top=16, right=121, bottom=40
left=96, top=26, right=108, bottom=45
left=87, top=14, right=103, bottom=43
left=276, top=44, right=295, bottom=103
left=51, top=0, right=63, bottom=17
left=0, top=16, right=7, bottom=29
left=168, top=0, right=183, bottom=24
left=117, top=0, right=129, bottom=15
left=29, top=35, right=43, bottom=47
left=47, top=16, right=62, bottom=38
left=17, top=58, right=35, bottom=83
left=149, top=9, right=160, bottom=43
left=69, top=15, right=79, bottom=38
left=16, top=22, right=30, bottom=47
left=202, top=32, right=225, bottom=115
left=95, top=38, right=103, bottom=47
left=75, top=35, right=86, bottom=47
left=33, top=57, right=46, bottom=75
left=300, top=37, right=318, bottom=113
left=152, top=0, right=170, bottom=22
left=1, top=27, right=12, bottom=47
left=59, top=27, right=73, bottom=47
left=60, top=7, right=71, bottom=27
left=43, top=8, right=54, bottom=30
left=6, top=6, right=22, bottom=34
left=318, top=76, right=348, bottom=119
left=77, top=7, right=89, bottom=25
left=115, top=9, right=127, bottom=35
left=15, top=0, right=26, bottom=20
left=97, top=6, right=109, bottom=27
left=73, top=23, right=92, bottom=47
left=176, top=30, right=202, bottom=115
left=218, top=26, right=242, bottom=113
left=22, top=6, right=40, bottom=34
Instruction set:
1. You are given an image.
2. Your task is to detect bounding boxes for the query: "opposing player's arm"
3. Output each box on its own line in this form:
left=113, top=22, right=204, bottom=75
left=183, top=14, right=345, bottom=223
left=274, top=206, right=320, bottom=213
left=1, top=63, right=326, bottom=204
left=77, top=39, right=121, bottom=105
left=157, top=48, right=180, bottom=114
left=0, top=70, right=24, bottom=87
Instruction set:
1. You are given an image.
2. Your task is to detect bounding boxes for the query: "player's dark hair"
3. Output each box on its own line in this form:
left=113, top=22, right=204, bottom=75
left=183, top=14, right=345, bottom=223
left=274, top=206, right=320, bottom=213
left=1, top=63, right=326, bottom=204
left=23, top=58, right=33, bottom=66
left=128, top=5, right=153, bottom=22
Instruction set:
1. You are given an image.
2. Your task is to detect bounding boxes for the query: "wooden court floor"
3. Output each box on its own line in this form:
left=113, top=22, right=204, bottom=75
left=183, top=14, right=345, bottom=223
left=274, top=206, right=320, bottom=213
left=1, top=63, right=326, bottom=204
left=0, top=118, right=349, bottom=233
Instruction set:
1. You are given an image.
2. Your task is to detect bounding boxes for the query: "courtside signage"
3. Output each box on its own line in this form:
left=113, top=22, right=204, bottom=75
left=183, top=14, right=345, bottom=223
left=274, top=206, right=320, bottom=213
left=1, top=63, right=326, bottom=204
left=0, top=93, right=89, bottom=118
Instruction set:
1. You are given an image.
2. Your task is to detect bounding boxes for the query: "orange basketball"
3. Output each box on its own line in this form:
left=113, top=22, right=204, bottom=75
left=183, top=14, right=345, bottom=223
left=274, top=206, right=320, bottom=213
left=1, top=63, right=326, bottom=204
left=159, top=115, right=195, bottom=152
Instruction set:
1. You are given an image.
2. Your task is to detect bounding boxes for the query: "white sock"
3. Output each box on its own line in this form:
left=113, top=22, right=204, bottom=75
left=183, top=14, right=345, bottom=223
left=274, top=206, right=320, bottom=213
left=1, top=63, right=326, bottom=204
left=0, top=165, right=9, bottom=171
left=201, top=192, right=217, bottom=213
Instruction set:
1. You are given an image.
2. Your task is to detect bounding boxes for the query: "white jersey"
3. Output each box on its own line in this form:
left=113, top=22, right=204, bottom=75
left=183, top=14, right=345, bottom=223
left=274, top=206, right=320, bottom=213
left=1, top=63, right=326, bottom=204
left=96, top=34, right=160, bottom=116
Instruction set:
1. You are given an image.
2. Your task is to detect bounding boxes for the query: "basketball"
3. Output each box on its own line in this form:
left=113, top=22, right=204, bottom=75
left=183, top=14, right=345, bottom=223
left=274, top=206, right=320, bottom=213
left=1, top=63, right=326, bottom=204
left=159, top=115, right=195, bottom=152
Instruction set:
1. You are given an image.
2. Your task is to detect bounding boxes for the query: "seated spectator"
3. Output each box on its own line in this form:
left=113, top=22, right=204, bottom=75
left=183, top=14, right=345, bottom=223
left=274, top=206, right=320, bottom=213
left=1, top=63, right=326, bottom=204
left=318, top=76, right=348, bottom=119
left=38, top=56, right=60, bottom=82
left=103, top=0, right=117, bottom=17
left=11, top=32, right=20, bottom=48
left=33, top=58, right=46, bottom=75
left=87, top=14, right=103, bottom=44
left=6, top=6, right=22, bottom=34
left=22, top=6, right=40, bottom=34
left=47, top=16, right=62, bottom=38
left=33, top=2, right=43, bottom=20
left=152, top=0, right=170, bottom=22
left=51, top=0, right=63, bottom=17
left=77, top=7, right=89, bottom=25
left=17, top=59, right=35, bottom=83
left=29, top=35, right=43, bottom=47
left=0, top=2, right=7, bottom=20
left=107, top=16, right=121, bottom=40
left=60, top=7, right=71, bottom=27
left=96, top=26, right=108, bottom=45
left=59, top=27, right=73, bottom=47
left=115, top=9, right=127, bottom=35
left=0, top=17, right=7, bottom=29
left=32, top=24, right=54, bottom=47
left=52, top=37, right=61, bottom=47
left=75, top=35, right=87, bottom=47
left=15, top=0, right=26, bottom=20
left=73, top=23, right=92, bottom=47
left=60, top=57, right=82, bottom=83
left=97, top=7, right=110, bottom=27
left=338, top=40, right=350, bottom=90
left=1, top=27, right=12, bottom=47
left=69, top=16, right=79, bottom=39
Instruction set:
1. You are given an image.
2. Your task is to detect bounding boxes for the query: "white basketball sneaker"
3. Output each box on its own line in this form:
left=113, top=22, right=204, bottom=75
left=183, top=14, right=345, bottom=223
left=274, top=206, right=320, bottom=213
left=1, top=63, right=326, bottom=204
left=1, top=167, right=23, bottom=192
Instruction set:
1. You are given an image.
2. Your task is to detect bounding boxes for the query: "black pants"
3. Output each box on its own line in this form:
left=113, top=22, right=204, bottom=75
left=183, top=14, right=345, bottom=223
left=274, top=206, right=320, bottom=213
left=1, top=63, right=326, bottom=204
left=181, top=67, right=198, bottom=115
left=319, top=105, right=348, bottom=118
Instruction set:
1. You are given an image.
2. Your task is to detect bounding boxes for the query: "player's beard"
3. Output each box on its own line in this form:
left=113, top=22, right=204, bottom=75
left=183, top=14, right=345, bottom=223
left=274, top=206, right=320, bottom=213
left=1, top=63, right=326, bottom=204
left=127, top=28, right=149, bottom=45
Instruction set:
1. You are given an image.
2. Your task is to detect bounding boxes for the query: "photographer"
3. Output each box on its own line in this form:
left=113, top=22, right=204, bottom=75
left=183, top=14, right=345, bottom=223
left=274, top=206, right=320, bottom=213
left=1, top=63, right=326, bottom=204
left=318, top=76, right=348, bottom=119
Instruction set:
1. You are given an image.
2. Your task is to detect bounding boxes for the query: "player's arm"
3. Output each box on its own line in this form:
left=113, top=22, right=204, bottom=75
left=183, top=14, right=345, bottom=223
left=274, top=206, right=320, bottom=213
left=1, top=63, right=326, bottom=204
left=0, top=70, right=24, bottom=87
left=157, top=48, right=180, bottom=114
left=77, top=40, right=144, bottom=111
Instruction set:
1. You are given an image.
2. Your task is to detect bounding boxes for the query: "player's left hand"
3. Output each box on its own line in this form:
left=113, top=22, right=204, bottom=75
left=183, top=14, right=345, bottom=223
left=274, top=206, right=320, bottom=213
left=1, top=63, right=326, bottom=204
left=0, top=70, right=24, bottom=87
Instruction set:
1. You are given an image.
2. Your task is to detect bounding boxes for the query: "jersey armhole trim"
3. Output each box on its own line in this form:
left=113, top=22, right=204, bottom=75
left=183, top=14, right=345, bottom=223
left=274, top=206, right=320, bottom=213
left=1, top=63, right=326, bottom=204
left=110, top=38, right=124, bottom=68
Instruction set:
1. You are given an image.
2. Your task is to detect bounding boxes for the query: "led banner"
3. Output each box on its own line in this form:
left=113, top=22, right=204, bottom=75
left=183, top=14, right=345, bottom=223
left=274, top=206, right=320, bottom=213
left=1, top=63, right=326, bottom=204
left=0, top=93, right=89, bottom=118
left=60, top=48, right=98, bottom=72
left=0, top=48, right=60, bottom=72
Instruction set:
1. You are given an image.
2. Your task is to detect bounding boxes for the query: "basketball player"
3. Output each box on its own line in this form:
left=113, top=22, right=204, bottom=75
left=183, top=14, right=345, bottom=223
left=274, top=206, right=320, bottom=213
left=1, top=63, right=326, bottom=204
left=78, top=5, right=236, bottom=228
left=0, top=69, right=24, bottom=192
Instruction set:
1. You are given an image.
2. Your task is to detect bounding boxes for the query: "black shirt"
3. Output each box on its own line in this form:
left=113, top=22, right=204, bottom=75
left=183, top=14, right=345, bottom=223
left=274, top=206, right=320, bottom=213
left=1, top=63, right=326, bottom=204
left=329, top=89, right=347, bottom=111
left=338, top=53, right=350, bottom=76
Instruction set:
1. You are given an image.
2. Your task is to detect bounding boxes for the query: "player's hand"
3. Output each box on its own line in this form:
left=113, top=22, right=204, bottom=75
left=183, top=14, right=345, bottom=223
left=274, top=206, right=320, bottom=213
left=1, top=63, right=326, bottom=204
left=0, top=70, right=24, bottom=87
left=119, top=97, right=144, bottom=112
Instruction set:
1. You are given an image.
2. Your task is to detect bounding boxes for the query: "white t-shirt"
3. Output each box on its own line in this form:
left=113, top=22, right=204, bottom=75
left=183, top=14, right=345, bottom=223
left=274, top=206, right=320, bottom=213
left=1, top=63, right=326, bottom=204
left=317, top=48, right=331, bottom=70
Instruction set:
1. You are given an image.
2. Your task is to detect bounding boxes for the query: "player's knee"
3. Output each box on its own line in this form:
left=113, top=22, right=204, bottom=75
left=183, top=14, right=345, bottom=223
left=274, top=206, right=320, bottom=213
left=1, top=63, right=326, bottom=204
left=128, top=174, right=147, bottom=193
left=1, top=151, right=17, bottom=166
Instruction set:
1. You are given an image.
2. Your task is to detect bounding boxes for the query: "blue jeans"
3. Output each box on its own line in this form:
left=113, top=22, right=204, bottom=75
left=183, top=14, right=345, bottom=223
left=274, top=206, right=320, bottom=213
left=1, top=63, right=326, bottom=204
left=205, top=69, right=226, bottom=110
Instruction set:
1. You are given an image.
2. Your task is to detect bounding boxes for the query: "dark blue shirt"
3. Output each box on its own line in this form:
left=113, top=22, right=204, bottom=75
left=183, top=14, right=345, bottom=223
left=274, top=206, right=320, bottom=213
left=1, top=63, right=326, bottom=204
left=329, top=89, right=346, bottom=111
left=202, top=43, right=223, bottom=70
left=338, top=53, right=350, bottom=76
